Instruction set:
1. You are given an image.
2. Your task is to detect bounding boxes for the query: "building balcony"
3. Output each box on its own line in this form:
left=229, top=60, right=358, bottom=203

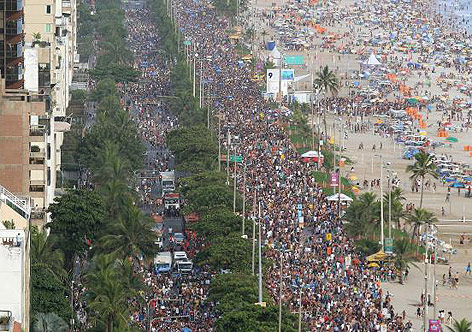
left=29, top=125, right=47, bottom=136
left=29, top=181, right=45, bottom=192
left=54, top=116, right=71, bottom=132
left=30, top=207, right=45, bottom=220
left=29, top=150, right=45, bottom=165
left=0, top=310, right=13, bottom=332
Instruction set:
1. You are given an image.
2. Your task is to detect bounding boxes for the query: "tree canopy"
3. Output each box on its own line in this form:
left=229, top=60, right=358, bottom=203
left=47, top=189, right=106, bottom=267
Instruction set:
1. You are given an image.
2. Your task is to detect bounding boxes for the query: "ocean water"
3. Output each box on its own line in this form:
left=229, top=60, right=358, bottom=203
left=437, top=0, right=472, bottom=32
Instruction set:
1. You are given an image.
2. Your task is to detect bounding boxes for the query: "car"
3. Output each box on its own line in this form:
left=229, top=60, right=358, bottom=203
left=174, top=232, right=185, bottom=244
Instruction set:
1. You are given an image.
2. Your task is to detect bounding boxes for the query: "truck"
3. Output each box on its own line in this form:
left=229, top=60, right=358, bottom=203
left=164, top=193, right=181, bottom=217
left=160, top=171, right=175, bottom=194
left=173, top=251, right=193, bottom=274
left=154, top=252, right=172, bottom=273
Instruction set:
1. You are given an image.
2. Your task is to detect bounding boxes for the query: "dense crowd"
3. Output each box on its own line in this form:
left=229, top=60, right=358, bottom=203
left=116, top=0, right=421, bottom=330
left=170, top=0, right=413, bottom=330
left=123, top=7, right=217, bottom=331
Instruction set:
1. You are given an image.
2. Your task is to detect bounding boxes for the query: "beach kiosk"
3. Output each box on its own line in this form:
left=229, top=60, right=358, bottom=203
left=300, top=150, right=324, bottom=165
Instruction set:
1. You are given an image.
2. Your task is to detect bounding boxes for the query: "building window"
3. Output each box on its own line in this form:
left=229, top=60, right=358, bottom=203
left=45, top=23, right=51, bottom=33
left=46, top=4, right=51, bottom=14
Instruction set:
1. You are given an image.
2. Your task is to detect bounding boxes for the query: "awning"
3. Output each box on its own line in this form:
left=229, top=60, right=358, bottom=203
left=367, top=250, right=387, bottom=262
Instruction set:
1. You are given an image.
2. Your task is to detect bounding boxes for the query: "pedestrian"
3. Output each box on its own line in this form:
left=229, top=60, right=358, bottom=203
left=466, top=262, right=471, bottom=276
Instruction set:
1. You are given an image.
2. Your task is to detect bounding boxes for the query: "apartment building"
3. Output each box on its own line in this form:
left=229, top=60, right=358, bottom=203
left=0, top=0, right=78, bottom=225
left=0, top=228, right=30, bottom=332
left=0, top=0, right=25, bottom=89
left=0, top=183, right=30, bottom=332
left=0, top=76, right=60, bottom=225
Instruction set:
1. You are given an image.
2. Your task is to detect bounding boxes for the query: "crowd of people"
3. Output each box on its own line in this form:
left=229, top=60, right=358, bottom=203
left=123, top=6, right=218, bottom=331
left=105, top=0, right=436, bottom=329
left=158, top=0, right=415, bottom=329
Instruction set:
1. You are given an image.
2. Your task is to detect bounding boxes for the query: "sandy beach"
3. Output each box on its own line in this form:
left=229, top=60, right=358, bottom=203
left=245, top=0, right=472, bottom=327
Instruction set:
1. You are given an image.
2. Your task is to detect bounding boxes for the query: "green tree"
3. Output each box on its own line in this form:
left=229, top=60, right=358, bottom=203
left=167, top=126, right=218, bottom=172
left=447, top=319, right=472, bottom=332
left=86, top=255, right=129, bottom=332
left=195, top=233, right=253, bottom=273
left=91, top=63, right=139, bottom=83
left=383, top=188, right=406, bottom=229
left=47, top=189, right=105, bottom=267
left=344, top=192, right=379, bottom=239
left=313, top=65, right=339, bottom=140
left=33, top=312, right=68, bottom=332
left=79, top=109, right=144, bottom=172
left=189, top=207, right=246, bottom=240
left=91, top=79, right=118, bottom=102
left=31, top=227, right=65, bottom=278
left=2, top=220, right=15, bottom=229
left=393, top=238, right=416, bottom=284
left=405, top=208, right=438, bottom=243
left=405, top=151, right=439, bottom=208
left=31, top=265, right=72, bottom=323
left=313, top=66, right=339, bottom=95
left=97, top=205, right=157, bottom=261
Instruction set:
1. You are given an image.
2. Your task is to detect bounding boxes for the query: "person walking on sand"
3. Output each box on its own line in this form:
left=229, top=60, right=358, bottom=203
left=466, top=262, right=471, bottom=276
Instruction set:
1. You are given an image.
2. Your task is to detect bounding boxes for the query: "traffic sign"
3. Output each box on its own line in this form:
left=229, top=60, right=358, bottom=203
left=183, top=40, right=191, bottom=46
left=230, top=155, right=243, bottom=163
left=385, top=238, right=393, bottom=254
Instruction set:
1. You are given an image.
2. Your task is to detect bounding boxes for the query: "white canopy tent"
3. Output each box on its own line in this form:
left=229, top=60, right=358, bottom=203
left=269, top=46, right=282, bottom=67
left=327, top=193, right=353, bottom=202
left=364, top=53, right=382, bottom=66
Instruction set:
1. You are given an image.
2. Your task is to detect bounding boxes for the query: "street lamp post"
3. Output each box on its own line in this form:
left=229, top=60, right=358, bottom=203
left=278, top=252, right=283, bottom=332
left=258, top=201, right=263, bottom=304
left=375, top=154, right=385, bottom=251
left=423, top=223, right=429, bottom=332
left=242, top=163, right=247, bottom=235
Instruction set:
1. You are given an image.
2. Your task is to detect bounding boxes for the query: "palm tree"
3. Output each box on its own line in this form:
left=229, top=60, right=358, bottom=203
left=405, top=151, right=439, bottom=208
left=261, top=30, right=268, bottom=44
left=447, top=318, right=472, bottom=332
left=344, top=192, right=378, bottom=239
left=393, top=238, right=416, bottom=284
left=86, top=255, right=129, bottom=332
left=313, top=65, right=339, bottom=96
left=31, top=227, right=66, bottom=278
left=313, top=66, right=339, bottom=143
left=33, top=313, right=68, bottom=332
left=405, top=208, right=438, bottom=244
left=383, top=188, right=406, bottom=229
left=2, top=220, right=15, bottom=229
left=97, top=204, right=157, bottom=262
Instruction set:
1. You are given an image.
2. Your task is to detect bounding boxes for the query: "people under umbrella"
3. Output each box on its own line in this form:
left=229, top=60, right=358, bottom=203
left=80, top=0, right=416, bottom=330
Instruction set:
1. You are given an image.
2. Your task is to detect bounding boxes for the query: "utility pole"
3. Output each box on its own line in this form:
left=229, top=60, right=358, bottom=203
left=298, top=287, right=303, bottom=332
left=233, top=156, right=237, bottom=213
left=311, top=75, right=315, bottom=151
left=193, top=56, right=196, bottom=97
left=207, top=105, right=210, bottom=129
left=218, top=116, right=221, bottom=172
left=433, top=231, right=437, bottom=320
left=199, top=60, right=203, bottom=109
left=252, top=191, right=256, bottom=275
left=258, top=201, right=263, bottom=304
left=380, top=155, right=384, bottom=251
left=338, top=119, right=342, bottom=217
left=423, top=223, right=429, bottom=332
left=242, top=164, right=246, bottom=235
left=226, top=131, right=231, bottom=184
left=278, top=252, right=283, bottom=332
left=388, top=188, right=392, bottom=239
